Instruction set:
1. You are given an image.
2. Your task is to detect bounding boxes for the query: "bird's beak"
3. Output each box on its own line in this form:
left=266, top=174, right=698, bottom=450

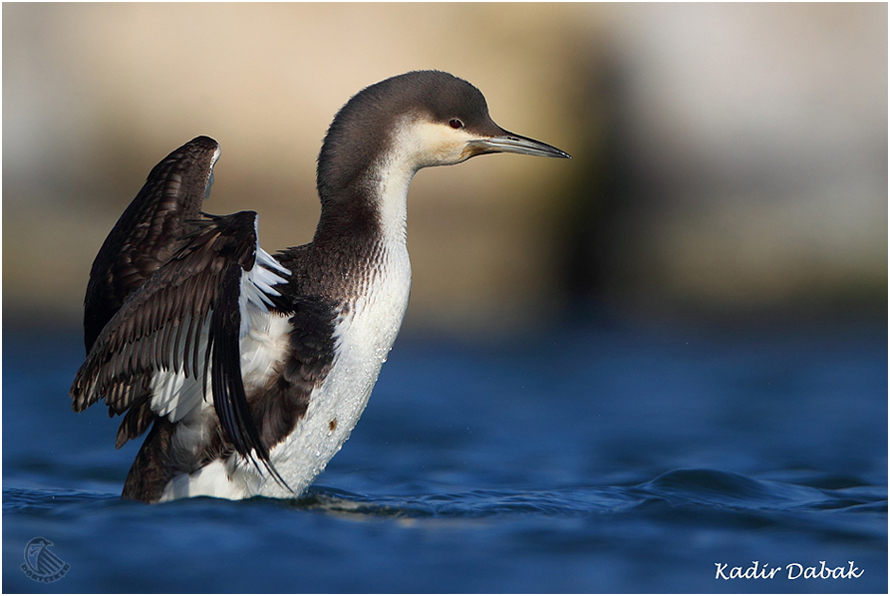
left=467, top=130, right=571, bottom=160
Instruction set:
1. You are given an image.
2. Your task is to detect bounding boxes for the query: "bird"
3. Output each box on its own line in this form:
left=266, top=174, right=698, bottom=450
left=70, top=70, right=570, bottom=503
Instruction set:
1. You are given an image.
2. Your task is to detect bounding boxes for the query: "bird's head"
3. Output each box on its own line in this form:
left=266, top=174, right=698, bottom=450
left=317, top=71, right=569, bottom=197
left=384, top=71, right=571, bottom=169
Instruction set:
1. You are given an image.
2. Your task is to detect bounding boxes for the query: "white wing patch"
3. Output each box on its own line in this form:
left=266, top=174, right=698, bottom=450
left=239, top=247, right=290, bottom=336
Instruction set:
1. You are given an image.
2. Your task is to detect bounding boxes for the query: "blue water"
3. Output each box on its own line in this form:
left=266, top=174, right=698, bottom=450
left=3, top=323, right=886, bottom=593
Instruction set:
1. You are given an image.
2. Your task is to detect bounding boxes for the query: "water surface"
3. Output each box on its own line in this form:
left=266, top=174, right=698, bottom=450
left=3, top=324, right=886, bottom=592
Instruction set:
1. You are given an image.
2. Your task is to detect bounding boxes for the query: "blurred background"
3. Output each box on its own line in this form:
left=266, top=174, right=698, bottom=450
left=3, top=3, right=887, bottom=334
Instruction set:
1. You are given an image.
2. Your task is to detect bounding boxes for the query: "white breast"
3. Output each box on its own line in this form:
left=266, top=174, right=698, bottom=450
left=257, top=244, right=411, bottom=497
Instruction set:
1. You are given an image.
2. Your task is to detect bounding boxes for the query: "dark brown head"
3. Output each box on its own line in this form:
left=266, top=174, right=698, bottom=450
left=317, top=71, right=570, bottom=201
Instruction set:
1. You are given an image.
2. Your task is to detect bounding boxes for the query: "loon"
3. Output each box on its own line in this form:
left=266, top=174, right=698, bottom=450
left=70, top=70, right=570, bottom=502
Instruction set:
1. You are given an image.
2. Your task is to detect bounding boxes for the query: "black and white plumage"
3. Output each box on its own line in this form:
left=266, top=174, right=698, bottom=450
left=70, top=70, right=570, bottom=502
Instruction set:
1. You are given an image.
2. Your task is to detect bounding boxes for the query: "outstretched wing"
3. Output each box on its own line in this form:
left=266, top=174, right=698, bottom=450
left=84, top=136, right=220, bottom=352
left=71, top=211, right=290, bottom=484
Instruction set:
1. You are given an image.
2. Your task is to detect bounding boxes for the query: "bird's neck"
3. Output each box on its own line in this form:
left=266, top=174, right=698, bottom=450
left=305, top=155, right=415, bottom=309
left=314, top=152, right=416, bottom=255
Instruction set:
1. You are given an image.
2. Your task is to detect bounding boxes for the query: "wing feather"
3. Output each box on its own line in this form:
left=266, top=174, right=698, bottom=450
left=71, top=211, right=290, bottom=486
left=83, top=136, right=221, bottom=352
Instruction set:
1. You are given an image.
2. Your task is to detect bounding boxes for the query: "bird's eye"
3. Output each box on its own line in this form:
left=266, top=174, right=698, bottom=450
left=449, top=119, right=464, bottom=129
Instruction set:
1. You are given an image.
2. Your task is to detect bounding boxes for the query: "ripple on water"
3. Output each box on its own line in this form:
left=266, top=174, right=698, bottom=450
left=5, top=469, right=884, bottom=525
left=4, top=469, right=885, bottom=593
